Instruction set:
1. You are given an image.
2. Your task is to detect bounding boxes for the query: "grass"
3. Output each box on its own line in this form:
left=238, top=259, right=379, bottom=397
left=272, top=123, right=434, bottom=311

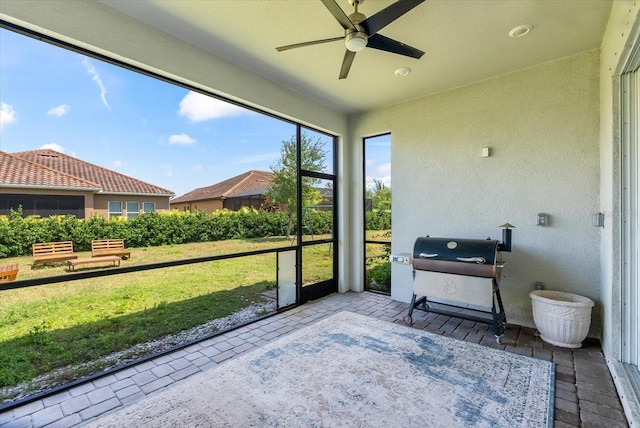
left=0, top=235, right=335, bottom=397
left=2, top=237, right=293, bottom=282
left=364, top=230, right=392, bottom=292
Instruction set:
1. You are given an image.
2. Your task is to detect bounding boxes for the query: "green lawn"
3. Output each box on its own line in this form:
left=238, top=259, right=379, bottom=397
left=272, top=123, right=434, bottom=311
left=0, top=236, right=335, bottom=398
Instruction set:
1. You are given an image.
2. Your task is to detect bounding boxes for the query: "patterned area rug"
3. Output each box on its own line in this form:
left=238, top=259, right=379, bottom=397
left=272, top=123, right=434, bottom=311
left=89, top=311, right=554, bottom=427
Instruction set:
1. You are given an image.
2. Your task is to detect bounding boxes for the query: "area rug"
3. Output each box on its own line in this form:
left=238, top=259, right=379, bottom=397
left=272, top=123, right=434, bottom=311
left=88, top=311, right=554, bottom=427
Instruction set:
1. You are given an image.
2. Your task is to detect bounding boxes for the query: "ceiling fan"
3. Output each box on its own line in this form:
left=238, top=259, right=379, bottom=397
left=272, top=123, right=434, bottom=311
left=276, top=0, right=425, bottom=80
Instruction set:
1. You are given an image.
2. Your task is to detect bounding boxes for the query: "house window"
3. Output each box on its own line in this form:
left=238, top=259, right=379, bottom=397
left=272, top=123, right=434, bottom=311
left=143, top=202, right=155, bottom=213
left=126, top=201, right=140, bottom=219
left=108, top=201, right=122, bottom=218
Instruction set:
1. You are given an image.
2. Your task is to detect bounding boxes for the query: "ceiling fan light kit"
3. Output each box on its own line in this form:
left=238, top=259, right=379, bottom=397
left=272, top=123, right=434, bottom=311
left=345, top=31, right=368, bottom=52
left=276, top=0, right=426, bottom=79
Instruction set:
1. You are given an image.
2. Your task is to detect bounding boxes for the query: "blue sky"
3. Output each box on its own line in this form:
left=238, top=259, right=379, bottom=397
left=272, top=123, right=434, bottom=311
left=0, top=28, right=390, bottom=197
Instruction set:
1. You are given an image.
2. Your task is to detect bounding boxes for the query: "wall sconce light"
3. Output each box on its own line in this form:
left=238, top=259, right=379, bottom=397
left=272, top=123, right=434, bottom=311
left=593, top=212, right=605, bottom=228
left=536, top=213, right=549, bottom=227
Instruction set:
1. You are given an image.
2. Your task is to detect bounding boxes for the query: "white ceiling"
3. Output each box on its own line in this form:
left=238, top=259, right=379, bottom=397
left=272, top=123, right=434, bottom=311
left=103, top=0, right=612, bottom=114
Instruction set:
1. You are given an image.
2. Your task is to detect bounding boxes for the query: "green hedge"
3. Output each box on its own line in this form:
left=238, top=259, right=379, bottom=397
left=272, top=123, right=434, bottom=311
left=0, top=208, right=341, bottom=257
left=0, top=207, right=390, bottom=258
left=366, top=210, right=391, bottom=230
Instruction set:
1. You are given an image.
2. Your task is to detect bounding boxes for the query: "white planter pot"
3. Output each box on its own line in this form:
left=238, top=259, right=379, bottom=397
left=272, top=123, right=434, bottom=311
left=529, top=290, right=594, bottom=348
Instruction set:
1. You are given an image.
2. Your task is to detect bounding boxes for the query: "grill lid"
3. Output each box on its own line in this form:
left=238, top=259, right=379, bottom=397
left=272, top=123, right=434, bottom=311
left=413, top=237, right=499, bottom=278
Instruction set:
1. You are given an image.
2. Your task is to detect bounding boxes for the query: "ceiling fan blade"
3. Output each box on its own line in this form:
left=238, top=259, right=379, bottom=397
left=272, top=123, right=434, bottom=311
left=339, top=50, right=356, bottom=80
left=321, top=0, right=357, bottom=31
left=367, top=34, right=425, bottom=59
left=361, top=0, right=426, bottom=36
left=276, top=36, right=344, bottom=52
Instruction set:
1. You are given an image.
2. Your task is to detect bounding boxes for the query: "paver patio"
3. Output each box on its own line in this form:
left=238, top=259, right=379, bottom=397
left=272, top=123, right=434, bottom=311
left=0, top=291, right=628, bottom=427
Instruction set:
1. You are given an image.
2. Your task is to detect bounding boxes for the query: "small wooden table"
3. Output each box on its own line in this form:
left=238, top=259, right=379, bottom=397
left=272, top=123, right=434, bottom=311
left=67, top=256, right=121, bottom=272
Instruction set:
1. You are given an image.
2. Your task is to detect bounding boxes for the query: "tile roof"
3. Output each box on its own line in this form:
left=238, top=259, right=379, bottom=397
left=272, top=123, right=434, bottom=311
left=0, top=151, right=101, bottom=190
left=9, top=149, right=174, bottom=195
left=171, top=170, right=273, bottom=204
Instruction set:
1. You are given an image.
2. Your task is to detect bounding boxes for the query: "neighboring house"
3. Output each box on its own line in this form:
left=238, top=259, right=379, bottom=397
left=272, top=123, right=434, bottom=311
left=0, top=149, right=174, bottom=219
left=170, top=170, right=273, bottom=213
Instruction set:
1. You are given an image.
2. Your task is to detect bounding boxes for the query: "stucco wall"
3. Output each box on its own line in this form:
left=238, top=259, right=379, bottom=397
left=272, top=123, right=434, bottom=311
left=350, top=51, right=601, bottom=329
left=93, top=194, right=171, bottom=218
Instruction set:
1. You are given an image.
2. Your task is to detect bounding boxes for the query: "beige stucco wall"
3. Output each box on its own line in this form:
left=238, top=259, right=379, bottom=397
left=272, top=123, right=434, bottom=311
left=349, top=50, right=601, bottom=330
left=93, top=194, right=171, bottom=218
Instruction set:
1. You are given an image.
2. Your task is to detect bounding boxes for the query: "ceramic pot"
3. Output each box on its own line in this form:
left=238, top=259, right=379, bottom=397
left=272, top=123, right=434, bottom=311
left=530, top=290, right=594, bottom=348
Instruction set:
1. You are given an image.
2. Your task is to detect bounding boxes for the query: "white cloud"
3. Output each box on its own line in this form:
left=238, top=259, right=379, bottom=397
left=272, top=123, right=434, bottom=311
left=193, top=164, right=203, bottom=171
left=113, top=160, right=123, bottom=168
left=47, top=104, right=70, bottom=117
left=365, top=175, right=392, bottom=189
left=169, top=133, right=197, bottom=145
left=82, top=57, right=111, bottom=111
left=0, top=103, right=17, bottom=130
left=376, top=162, right=391, bottom=177
left=166, top=170, right=174, bottom=177
left=178, top=91, right=250, bottom=122
left=40, top=143, right=65, bottom=153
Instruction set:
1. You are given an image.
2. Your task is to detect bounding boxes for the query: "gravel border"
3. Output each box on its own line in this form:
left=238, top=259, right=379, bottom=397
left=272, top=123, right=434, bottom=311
left=1, top=301, right=276, bottom=403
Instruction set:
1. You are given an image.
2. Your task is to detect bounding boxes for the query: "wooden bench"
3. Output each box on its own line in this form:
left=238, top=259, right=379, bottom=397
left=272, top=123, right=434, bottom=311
left=67, top=256, right=121, bottom=272
left=0, top=264, right=19, bottom=283
left=32, top=241, right=77, bottom=267
left=91, top=239, right=131, bottom=259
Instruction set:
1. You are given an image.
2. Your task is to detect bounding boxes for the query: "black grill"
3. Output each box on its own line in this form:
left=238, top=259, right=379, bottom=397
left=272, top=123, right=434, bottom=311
left=412, top=237, right=499, bottom=278
left=404, top=226, right=514, bottom=343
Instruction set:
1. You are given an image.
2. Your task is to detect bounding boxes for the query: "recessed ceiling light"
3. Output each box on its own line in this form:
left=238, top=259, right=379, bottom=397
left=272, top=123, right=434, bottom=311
left=395, top=67, right=411, bottom=77
left=509, top=24, right=533, bottom=38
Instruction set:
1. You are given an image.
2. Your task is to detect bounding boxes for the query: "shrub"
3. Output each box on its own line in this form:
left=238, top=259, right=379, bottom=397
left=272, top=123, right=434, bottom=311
left=366, top=210, right=391, bottom=230
left=0, top=208, right=301, bottom=257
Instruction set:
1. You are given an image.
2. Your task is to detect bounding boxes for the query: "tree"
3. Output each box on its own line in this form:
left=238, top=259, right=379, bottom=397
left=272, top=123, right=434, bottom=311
left=266, top=133, right=326, bottom=238
left=371, top=179, right=391, bottom=211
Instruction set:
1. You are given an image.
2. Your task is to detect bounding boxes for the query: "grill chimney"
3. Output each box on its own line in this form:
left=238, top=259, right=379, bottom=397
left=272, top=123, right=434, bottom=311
left=498, top=223, right=514, bottom=252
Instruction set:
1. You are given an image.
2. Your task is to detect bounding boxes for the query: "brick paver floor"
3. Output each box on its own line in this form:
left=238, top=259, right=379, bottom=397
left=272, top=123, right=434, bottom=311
left=0, top=291, right=629, bottom=427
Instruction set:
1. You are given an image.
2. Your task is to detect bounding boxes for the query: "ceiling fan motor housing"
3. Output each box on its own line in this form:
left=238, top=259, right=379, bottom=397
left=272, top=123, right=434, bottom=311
left=348, top=11, right=367, bottom=25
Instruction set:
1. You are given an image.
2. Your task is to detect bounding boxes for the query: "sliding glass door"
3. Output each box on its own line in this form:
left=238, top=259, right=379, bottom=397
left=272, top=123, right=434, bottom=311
left=621, top=68, right=639, bottom=368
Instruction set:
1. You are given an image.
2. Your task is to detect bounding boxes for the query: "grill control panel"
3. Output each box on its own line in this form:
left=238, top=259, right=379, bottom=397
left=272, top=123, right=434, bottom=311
left=390, top=253, right=412, bottom=265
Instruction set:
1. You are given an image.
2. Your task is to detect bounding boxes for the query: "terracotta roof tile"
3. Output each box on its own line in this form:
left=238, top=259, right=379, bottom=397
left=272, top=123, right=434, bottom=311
left=0, top=151, right=101, bottom=190
left=171, top=170, right=273, bottom=204
left=11, top=149, right=174, bottom=195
